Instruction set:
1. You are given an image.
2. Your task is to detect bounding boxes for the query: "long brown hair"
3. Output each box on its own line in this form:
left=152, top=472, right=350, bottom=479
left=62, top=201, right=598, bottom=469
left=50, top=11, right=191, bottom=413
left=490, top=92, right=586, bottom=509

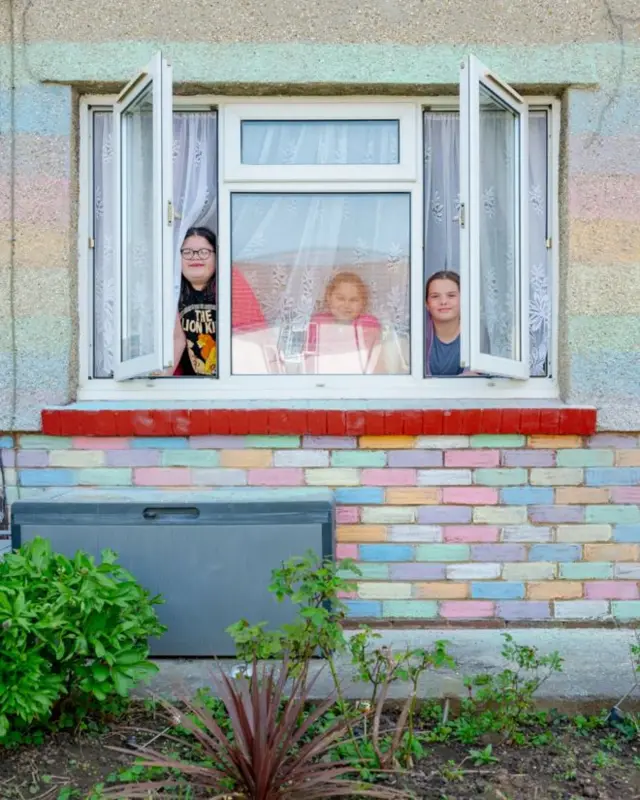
left=324, top=271, right=370, bottom=312
left=425, top=270, right=460, bottom=302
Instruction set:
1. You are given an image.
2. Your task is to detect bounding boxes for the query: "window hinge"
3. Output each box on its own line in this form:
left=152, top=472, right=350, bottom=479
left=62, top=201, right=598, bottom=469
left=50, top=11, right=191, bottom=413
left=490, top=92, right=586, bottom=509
left=459, top=203, right=466, bottom=228
left=88, top=237, right=95, bottom=249
left=545, top=237, right=552, bottom=249
left=167, top=201, right=174, bottom=226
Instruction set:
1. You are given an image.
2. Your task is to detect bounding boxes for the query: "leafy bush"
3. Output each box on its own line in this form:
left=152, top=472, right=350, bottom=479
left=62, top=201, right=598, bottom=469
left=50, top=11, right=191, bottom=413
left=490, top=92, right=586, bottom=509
left=0, top=537, right=165, bottom=742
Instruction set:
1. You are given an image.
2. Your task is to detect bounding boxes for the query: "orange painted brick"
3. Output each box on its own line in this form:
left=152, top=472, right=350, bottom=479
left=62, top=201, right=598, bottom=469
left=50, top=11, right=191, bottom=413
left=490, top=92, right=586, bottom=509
left=336, top=525, right=387, bottom=543
left=616, top=450, right=640, bottom=466
left=416, top=582, right=468, bottom=599
left=220, top=449, right=273, bottom=468
left=556, top=487, right=610, bottom=504
left=527, top=582, right=583, bottom=600
left=584, top=544, right=640, bottom=562
left=386, top=487, right=440, bottom=505
left=528, top=435, right=583, bottom=449
left=359, top=436, right=417, bottom=449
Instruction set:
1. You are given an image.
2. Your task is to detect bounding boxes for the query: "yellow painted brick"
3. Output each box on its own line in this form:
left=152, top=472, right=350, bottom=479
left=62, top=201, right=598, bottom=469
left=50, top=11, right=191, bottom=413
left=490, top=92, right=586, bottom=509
left=359, top=436, right=417, bottom=449
left=556, top=525, right=612, bottom=543
left=336, top=525, right=387, bottom=543
left=556, top=487, right=610, bottom=504
left=220, top=449, right=272, bottom=468
left=416, top=582, right=468, bottom=599
left=358, top=582, right=412, bottom=600
left=528, top=435, right=583, bottom=449
left=386, top=487, right=440, bottom=505
left=584, top=544, right=639, bottom=562
left=528, top=582, right=583, bottom=600
left=616, top=450, right=640, bottom=466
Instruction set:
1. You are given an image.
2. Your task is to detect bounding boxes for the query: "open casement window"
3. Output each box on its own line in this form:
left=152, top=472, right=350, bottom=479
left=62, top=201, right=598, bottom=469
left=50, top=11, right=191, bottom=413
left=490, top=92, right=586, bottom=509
left=459, top=55, right=530, bottom=380
left=113, top=52, right=174, bottom=380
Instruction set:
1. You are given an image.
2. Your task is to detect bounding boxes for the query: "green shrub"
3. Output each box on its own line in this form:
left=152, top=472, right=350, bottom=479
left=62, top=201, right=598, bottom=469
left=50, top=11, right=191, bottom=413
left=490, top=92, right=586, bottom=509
left=0, top=537, right=165, bottom=742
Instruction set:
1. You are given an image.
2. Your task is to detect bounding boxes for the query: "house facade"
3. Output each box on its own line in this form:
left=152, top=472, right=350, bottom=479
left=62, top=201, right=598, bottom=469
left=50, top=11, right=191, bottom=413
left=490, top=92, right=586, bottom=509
left=1, top=0, right=639, bottom=624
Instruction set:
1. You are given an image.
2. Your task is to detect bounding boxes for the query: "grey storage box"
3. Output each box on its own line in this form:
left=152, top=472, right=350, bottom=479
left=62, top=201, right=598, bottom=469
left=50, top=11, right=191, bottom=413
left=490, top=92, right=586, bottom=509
left=10, top=494, right=334, bottom=657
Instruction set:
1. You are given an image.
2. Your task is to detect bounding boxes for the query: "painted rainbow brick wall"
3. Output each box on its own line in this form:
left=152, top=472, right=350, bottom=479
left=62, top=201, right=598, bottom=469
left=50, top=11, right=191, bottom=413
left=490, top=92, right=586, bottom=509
left=2, top=432, right=639, bottom=623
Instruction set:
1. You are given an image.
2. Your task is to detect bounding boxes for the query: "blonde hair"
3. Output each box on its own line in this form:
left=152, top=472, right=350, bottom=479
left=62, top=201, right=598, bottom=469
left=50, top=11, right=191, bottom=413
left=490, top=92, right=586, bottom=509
left=324, top=271, right=370, bottom=312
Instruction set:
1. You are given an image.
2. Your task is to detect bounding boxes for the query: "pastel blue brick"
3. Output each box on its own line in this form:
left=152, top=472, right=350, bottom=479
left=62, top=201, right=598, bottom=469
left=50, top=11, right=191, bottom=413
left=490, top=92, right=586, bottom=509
left=470, top=435, right=525, bottom=448
left=131, top=437, right=189, bottom=449
left=586, top=506, right=640, bottom=524
left=246, top=436, right=300, bottom=448
left=76, top=468, right=133, bottom=486
left=382, top=600, right=438, bottom=619
left=501, top=487, right=554, bottom=505
left=0, top=436, right=14, bottom=448
left=471, top=582, right=525, bottom=600
left=614, top=526, right=640, bottom=543
left=560, top=562, right=613, bottom=579
left=344, top=600, right=382, bottom=618
left=556, top=449, right=614, bottom=467
left=19, top=468, right=75, bottom=486
left=529, top=544, right=582, bottom=562
left=416, top=544, right=470, bottom=561
left=586, top=468, right=640, bottom=486
left=335, top=487, right=384, bottom=504
left=359, top=544, right=414, bottom=562
left=611, top=601, right=640, bottom=620
left=20, top=436, right=73, bottom=449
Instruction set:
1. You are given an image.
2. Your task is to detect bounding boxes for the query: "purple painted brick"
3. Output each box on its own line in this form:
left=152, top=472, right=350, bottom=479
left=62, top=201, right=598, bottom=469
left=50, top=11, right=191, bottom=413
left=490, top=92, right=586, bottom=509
left=388, top=450, right=443, bottom=468
left=471, top=544, right=526, bottom=562
left=0, top=449, right=15, bottom=467
left=190, top=436, right=247, bottom=449
left=502, top=450, right=555, bottom=467
left=497, top=601, right=551, bottom=620
left=418, top=506, right=472, bottom=524
left=303, top=437, right=357, bottom=449
left=389, top=563, right=446, bottom=580
left=106, top=449, right=161, bottom=467
left=16, top=450, right=49, bottom=467
left=529, top=505, right=585, bottom=523
left=587, top=434, right=638, bottom=449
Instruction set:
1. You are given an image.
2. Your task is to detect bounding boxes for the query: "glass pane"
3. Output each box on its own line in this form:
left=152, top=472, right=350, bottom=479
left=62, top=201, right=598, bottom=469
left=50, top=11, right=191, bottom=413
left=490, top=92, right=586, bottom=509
left=478, top=85, right=519, bottom=361
left=121, top=87, right=154, bottom=362
left=231, top=193, right=411, bottom=376
left=424, top=107, right=547, bottom=376
left=241, top=120, right=399, bottom=165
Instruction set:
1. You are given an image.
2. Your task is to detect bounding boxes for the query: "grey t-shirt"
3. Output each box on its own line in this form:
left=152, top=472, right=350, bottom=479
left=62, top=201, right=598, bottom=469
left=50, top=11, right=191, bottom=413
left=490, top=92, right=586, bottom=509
left=430, top=334, right=463, bottom=376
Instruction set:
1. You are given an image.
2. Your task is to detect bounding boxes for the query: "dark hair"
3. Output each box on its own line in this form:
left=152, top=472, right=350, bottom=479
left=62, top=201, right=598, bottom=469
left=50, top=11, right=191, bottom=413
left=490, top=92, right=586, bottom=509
left=179, top=226, right=217, bottom=308
left=425, top=270, right=460, bottom=301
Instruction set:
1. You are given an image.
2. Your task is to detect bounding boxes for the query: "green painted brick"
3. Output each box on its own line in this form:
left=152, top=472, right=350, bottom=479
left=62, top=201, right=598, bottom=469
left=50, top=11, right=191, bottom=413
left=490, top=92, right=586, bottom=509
left=162, top=450, right=220, bottom=467
left=20, top=435, right=73, bottom=450
left=75, top=468, right=133, bottom=486
left=557, top=449, right=615, bottom=467
left=382, top=600, right=439, bottom=619
left=245, top=436, right=300, bottom=448
left=612, top=601, right=640, bottom=620
left=474, top=468, right=528, bottom=486
left=470, top=435, right=526, bottom=448
left=332, top=450, right=386, bottom=467
left=339, top=563, right=390, bottom=580
left=586, top=506, right=640, bottom=524
left=560, top=562, right=614, bottom=579
left=416, top=543, right=470, bottom=561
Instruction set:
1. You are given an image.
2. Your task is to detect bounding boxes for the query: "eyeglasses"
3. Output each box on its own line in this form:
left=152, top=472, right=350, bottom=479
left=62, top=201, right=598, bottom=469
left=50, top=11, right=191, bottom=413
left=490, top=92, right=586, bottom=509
left=181, top=248, right=214, bottom=260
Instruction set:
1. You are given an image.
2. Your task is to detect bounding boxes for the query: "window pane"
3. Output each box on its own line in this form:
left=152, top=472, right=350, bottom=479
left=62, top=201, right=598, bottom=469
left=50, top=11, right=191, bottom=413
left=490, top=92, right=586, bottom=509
left=121, top=87, right=154, bottom=362
left=241, top=120, right=399, bottom=165
left=231, top=193, right=410, bottom=375
left=423, top=109, right=550, bottom=376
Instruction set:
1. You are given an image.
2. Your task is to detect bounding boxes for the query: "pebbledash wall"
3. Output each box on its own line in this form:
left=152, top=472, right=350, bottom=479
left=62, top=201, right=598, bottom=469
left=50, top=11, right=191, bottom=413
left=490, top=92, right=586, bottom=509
left=1, top=0, right=640, bottom=624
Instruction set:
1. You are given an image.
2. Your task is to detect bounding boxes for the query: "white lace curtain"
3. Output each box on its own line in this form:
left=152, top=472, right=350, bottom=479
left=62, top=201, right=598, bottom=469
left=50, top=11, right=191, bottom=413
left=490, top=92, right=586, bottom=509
left=424, top=110, right=551, bottom=375
left=92, top=111, right=218, bottom=377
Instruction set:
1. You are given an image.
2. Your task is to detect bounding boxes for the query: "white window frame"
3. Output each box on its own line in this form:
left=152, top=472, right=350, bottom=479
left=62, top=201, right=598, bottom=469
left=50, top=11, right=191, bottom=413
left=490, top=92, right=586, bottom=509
left=112, top=52, right=174, bottom=380
left=77, top=92, right=560, bottom=402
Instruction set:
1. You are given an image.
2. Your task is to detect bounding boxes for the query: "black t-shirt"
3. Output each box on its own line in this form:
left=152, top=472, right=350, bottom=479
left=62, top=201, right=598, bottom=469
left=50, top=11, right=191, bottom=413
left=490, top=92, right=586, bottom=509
left=178, top=290, right=217, bottom=376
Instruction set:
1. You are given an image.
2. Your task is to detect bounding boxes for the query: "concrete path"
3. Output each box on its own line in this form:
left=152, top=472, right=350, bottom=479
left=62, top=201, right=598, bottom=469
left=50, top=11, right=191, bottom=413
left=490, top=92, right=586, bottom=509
left=139, top=627, right=640, bottom=707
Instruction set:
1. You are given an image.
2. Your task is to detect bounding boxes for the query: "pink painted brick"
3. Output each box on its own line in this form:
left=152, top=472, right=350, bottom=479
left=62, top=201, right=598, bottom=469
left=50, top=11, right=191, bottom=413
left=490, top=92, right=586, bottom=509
left=361, top=469, right=417, bottom=486
left=611, top=487, right=640, bottom=503
left=247, top=468, right=304, bottom=486
left=444, top=526, right=500, bottom=543
left=442, top=487, right=498, bottom=505
left=336, top=506, right=360, bottom=524
left=303, top=437, right=357, bottom=449
left=445, top=450, right=500, bottom=468
left=585, top=581, right=639, bottom=599
left=16, top=450, right=49, bottom=467
left=441, top=601, right=495, bottom=619
left=502, top=450, right=555, bottom=467
left=72, top=437, right=129, bottom=450
left=336, top=543, right=359, bottom=559
left=134, top=467, right=191, bottom=486
left=338, top=590, right=358, bottom=599
left=106, top=449, right=161, bottom=467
